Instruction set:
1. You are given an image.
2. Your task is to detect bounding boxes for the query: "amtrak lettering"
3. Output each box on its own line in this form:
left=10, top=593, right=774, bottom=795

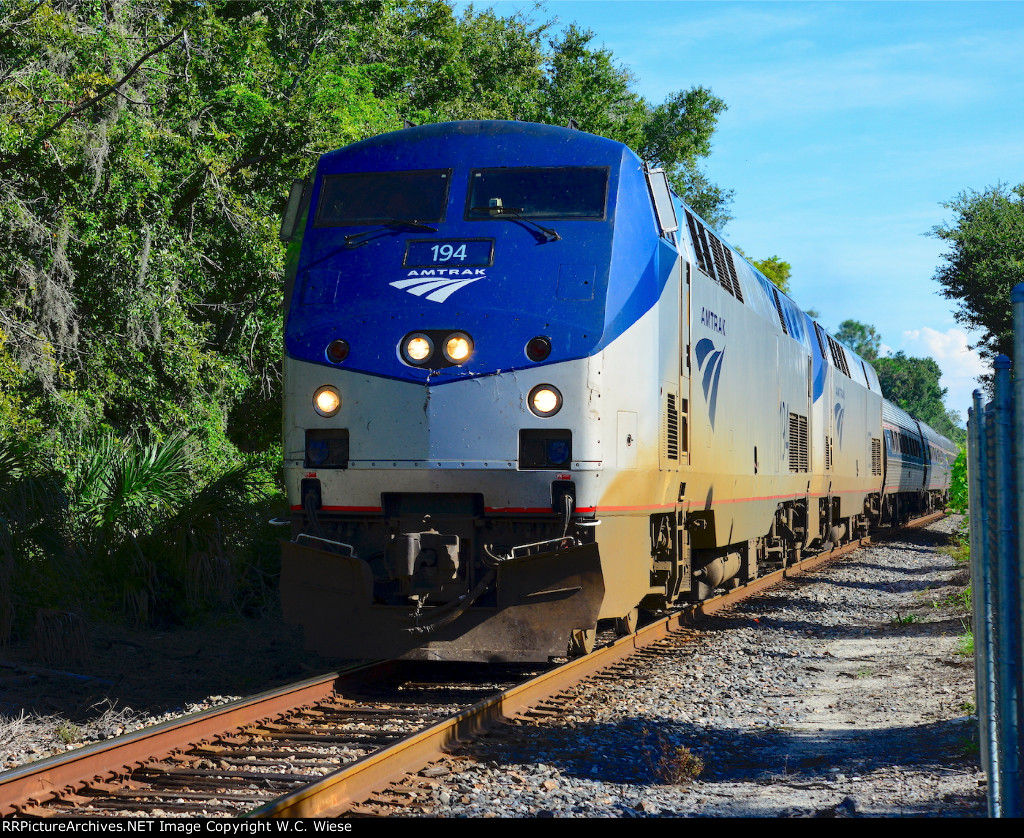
left=390, top=269, right=487, bottom=303
left=700, top=307, right=726, bottom=336
left=405, top=269, right=488, bottom=277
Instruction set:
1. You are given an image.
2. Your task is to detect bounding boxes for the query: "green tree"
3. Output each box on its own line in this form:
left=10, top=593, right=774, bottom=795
left=753, top=256, right=791, bottom=293
left=0, top=0, right=733, bottom=469
left=535, top=25, right=732, bottom=227
left=733, top=249, right=791, bottom=293
left=0, top=0, right=735, bottom=629
left=835, top=319, right=881, bottom=361
left=930, top=182, right=1024, bottom=366
left=874, top=351, right=965, bottom=442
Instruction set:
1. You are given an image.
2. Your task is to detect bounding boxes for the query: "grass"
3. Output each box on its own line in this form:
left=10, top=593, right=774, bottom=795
left=892, top=612, right=919, bottom=625
left=943, top=587, right=972, bottom=610
left=956, top=627, right=974, bottom=657
left=941, top=521, right=971, bottom=565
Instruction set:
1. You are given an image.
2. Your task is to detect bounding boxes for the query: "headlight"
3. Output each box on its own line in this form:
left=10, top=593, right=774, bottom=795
left=313, top=385, right=341, bottom=417
left=403, top=333, right=433, bottom=365
left=529, top=384, right=562, bottom=417
left=443, top=332, right=473, bottom=363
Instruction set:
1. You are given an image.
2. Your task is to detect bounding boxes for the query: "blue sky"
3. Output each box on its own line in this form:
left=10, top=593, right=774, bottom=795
left=463, top=0, right=1022, bottom=419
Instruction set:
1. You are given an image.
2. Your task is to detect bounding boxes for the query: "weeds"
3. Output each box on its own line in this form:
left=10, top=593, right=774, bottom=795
left=893, top=612, right=919, bottom=625
left=641, top=728, right=704, bottom=785
left=54, top=720, right=81, bottom=745
left=941, top=533, right=971, bottom=565
left=956, top=628, right=975, bottom=657
left=955, top=733, right=980, bottom=759
left=943, top=587, right=972, bottom=611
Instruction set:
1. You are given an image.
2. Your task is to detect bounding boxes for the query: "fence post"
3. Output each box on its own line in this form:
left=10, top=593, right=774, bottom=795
left=993, top=354, right=1021, bottom=815
left=970, top=389, right=999, bottom=815
left=1013, top=283, right=1024, bottom=813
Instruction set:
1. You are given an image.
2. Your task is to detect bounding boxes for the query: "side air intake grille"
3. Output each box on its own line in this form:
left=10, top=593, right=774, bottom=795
left=685, top=210, right=744, bottom=302
left=825, top=434, right=833, bottom=471
left=664, top=393, right=679, bottom=461
left=773, top=288, right=789, bottom=336
left=826, top=333, right=851, bottom=377
left=871, top=437, right=882, bottom=475
left=788, top=413, right=808, bottom=472
left=814, top=323, right=827, bottom=358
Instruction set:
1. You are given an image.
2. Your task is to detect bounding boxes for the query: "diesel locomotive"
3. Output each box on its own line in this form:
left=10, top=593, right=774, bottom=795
left=277, top=120, right=957, bottom=662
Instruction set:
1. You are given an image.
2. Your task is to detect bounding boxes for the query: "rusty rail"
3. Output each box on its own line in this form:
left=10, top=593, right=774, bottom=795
left=252, top=517, right=947, bottom=817
left=0, top=665, right=396, bottom=816
left=2, top=511, right=947, bottom=818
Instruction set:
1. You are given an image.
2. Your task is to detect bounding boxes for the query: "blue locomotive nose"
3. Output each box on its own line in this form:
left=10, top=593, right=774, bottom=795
left=284, top=121, right=675, bottom=387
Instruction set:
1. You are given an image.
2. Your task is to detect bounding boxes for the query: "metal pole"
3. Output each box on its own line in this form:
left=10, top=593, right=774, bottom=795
left=1013, top=283, right=1024, bottom=812
left=993, top=354, right=1020, bottom=816
left=970, top=392, right=999, bottom=815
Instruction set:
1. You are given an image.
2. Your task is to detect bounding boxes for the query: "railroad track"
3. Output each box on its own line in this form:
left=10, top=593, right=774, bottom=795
left=0, top=512, right=944, bottom=818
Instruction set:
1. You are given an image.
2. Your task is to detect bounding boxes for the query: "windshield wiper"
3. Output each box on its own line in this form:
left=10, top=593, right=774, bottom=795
left=345, top=219, right=438, bottom=249
left=469, top=206, right=560, bottom=242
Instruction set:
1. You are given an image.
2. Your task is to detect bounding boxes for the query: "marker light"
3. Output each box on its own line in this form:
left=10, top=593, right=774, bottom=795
left=444, top=332, right=473, bottom=363
left=403, top=334, right=433, bottom=365
left=326, top=339, right=349, bottom=364
left=526, top=336, right=552, bottom=362
left=529, top=384, right=562, bottom=417
left=313, top=386, right=341, bottom=417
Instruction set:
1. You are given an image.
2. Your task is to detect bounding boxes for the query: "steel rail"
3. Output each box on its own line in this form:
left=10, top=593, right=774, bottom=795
left=1, top=510, right=946, bottom=818
left=250, top=512, right=947, bottom=818
left=0, top=664, right=397, bottom=816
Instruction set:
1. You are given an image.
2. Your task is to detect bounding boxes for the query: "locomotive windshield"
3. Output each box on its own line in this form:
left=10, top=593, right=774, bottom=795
left=466, top=167, right=609, bottom=220
left=314, top=169, right=451, bottom=226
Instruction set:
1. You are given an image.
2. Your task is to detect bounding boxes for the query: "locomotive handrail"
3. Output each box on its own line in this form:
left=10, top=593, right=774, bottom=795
left=510, top=536, right=579, bottom=558
left=295, top=533, right=356, bottom=556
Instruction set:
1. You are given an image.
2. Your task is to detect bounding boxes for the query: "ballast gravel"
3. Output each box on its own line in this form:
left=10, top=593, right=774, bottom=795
left=392, top=514, right=984, bottom=817
left=0, top=514, right=985, bottom=817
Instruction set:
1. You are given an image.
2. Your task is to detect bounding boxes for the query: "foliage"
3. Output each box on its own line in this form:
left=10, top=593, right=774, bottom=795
left=750, top=255, right=791, bottom=293
left=835, top=319, right=881, bottom=362
left=641, top=728, right=704, bottom=785
left=930, top=182, right=1024, bottom=369
left=874, top=351, right=965, bottom=443
left=0, top=438, right=69, bottom=644
left=0, top=0, right=731, bottom=466
left=0, top=429, right=280, bottom=638
left=533, top=24, right=732, bottom=226
left=0, top=1, right=732, bottom=633
left=949, top=447, right=968, bottom=513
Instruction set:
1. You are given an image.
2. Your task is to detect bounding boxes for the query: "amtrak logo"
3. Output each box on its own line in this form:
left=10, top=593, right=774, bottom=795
left=834, top=402, right=845, bottom=448
left=390, top=269, right=487, bottom=303
left=695, top=338, right=725, bottom=429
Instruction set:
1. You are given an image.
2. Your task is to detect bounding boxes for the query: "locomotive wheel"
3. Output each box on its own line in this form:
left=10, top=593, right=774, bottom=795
left=614, top=608, right=639, bottom=636
left=568, top=628, right=596, bottom=657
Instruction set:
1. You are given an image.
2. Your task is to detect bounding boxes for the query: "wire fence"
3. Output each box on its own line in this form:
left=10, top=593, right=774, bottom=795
left=967, top=281, right=1024, bottom=817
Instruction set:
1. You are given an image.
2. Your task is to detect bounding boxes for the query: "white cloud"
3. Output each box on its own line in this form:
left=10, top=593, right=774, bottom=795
left=901, top=326, right=989, bottom=416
